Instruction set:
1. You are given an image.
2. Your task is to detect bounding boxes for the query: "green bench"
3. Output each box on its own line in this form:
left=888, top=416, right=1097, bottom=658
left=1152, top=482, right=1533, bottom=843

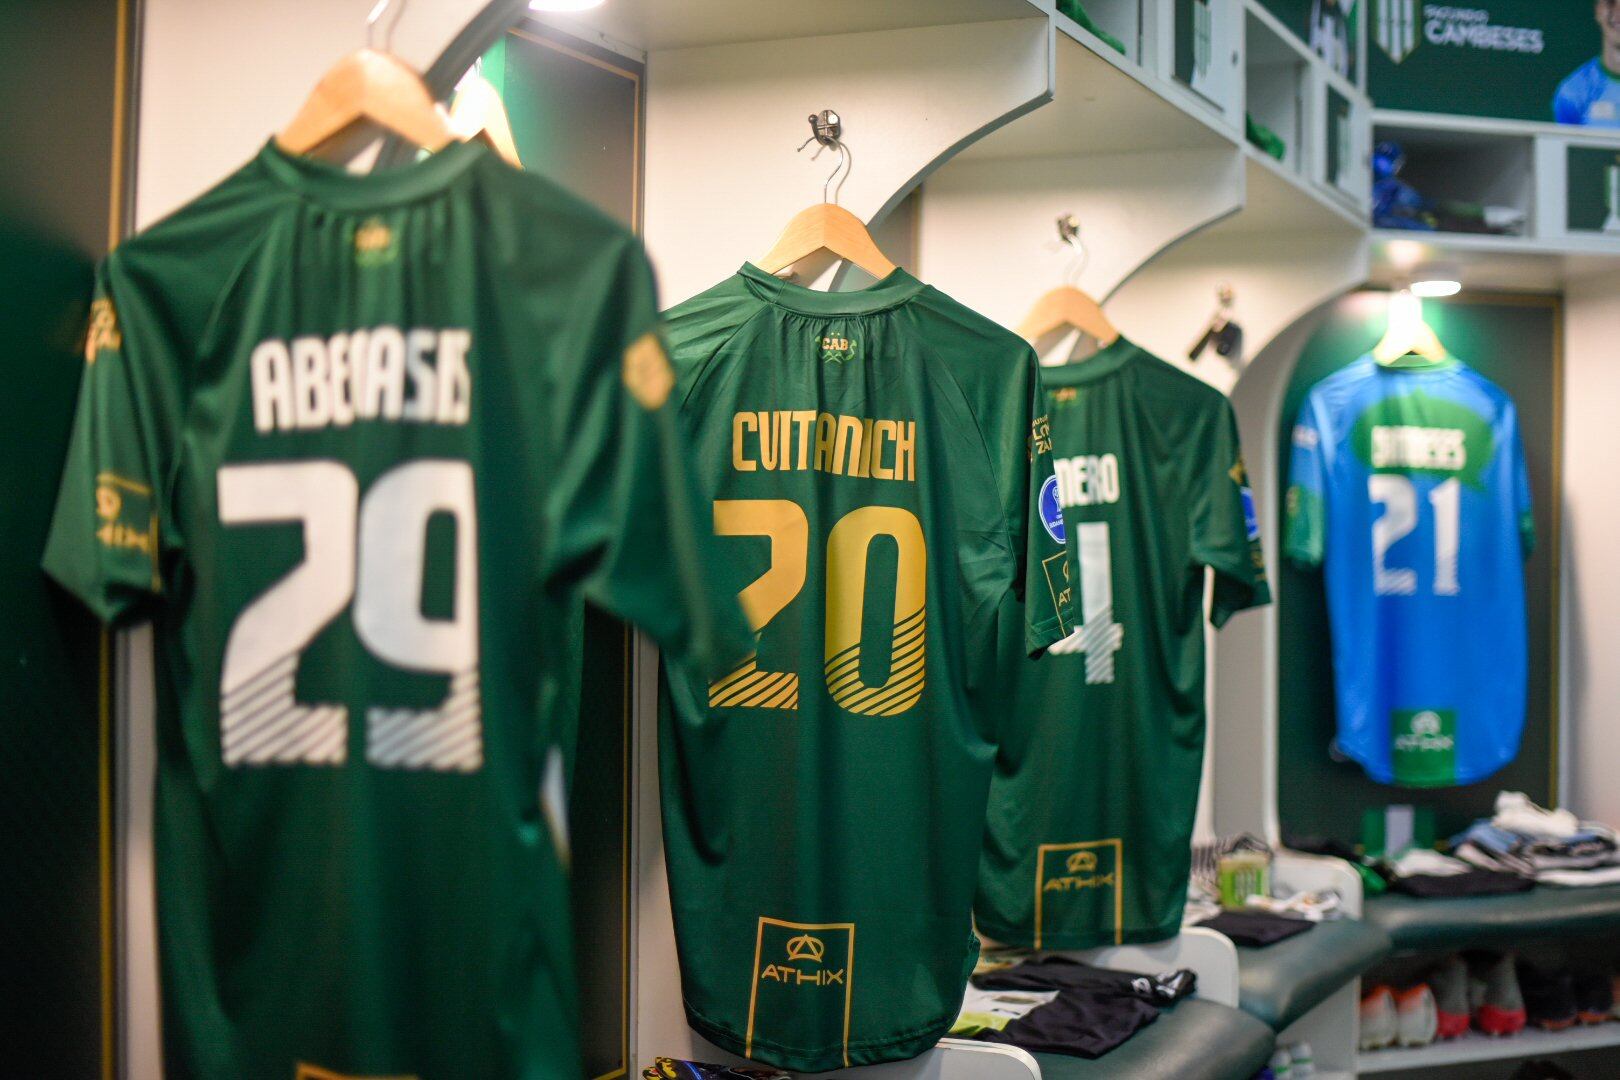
left=1365, top=883, right=1620, bottom=952
left=1030, top=998, right=1276, bottom=1080
left=1235, top=918, right=1394, bottom=1030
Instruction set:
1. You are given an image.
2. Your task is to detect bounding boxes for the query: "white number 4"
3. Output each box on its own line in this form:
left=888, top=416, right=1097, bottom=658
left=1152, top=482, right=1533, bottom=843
left=1048, top=522, right=1125, bottom=684
left=217, top=459, right=481, bottom=771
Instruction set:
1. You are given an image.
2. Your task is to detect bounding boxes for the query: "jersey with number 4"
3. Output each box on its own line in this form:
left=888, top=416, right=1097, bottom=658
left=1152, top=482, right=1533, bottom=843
left=660, top=265, right=1070, bottom=1072
left=43, top=140, right=748, bottom=1080
left=977, top=339, right=1270, bottom=951
left=1286, top=357, right=1533, bottom=787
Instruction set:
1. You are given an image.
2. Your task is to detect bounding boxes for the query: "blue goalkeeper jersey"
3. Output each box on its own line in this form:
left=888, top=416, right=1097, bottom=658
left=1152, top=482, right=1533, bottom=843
left=1285, top=357, right=1534, bottom=788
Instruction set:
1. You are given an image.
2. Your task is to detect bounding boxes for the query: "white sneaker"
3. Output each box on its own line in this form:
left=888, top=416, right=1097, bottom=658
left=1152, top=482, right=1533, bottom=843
left=1396, top=983, right=1439, bottom=1046
left=1288, top=1041, right=1316, bottom=1078
left=1268, top=1047, right=1293, bottom=1079
left=1360, top=986, right=1398, bottom=1050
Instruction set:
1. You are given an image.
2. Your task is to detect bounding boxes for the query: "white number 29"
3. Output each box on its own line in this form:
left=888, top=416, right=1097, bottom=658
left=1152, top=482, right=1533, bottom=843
left=217, top=460, right=481, bottom=771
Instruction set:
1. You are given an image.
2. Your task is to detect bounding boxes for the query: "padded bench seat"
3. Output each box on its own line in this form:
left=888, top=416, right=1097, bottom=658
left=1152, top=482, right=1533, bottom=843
left=1235, top=918, right=1393, bottom=1031
left=1365, top=882, right=1620, bottom=952
left=1030, top=998, right=1275, bottom=1080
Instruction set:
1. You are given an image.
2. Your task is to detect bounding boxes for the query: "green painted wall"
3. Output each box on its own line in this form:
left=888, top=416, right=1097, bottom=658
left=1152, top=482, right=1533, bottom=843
left=0, top=0, right=124, bottom=1073
left=1276, top=292, right=1560, bottom=844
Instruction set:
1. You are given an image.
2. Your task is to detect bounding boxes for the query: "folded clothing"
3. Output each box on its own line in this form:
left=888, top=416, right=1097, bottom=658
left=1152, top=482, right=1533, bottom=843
left=978, top=990, right=1161, bottom=1059
left=1196, top=909, right=1315, bottom=947
left=642, top=1060, right=789, bottom=1080
left=1449, top=794, right=1620, bottom=886
left=952, top=987, right=1059, bottom=1036
left=1391, top=868, right=1534, bottom=898
left=974, top=955, right=1197, bottom=1004
left=971, top=958, right=1195, bottom=1059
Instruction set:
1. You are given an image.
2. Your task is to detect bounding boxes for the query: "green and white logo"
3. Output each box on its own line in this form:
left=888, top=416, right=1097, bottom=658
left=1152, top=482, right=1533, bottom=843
left=819, top=334, right=861, bottom=364
left=1392, top=708, right=1457, bottom=787
left=1375, top=0, right=1417, bottom=63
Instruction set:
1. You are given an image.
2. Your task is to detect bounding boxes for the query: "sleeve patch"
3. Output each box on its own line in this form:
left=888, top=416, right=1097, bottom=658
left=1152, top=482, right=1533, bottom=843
left=623, top=332, right=675, bottom=411
left=84, top=297, right=121, bottom=364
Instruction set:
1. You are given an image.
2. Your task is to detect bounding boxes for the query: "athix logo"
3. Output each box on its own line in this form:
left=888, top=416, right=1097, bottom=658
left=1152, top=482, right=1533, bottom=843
left=1067, top=850, right=1099, bottom=874
left=1395, top=710, right=1454, bottom=753
left=759, top=933, right=845, bottom=987
left=785, top=934, right=825, bottom=963
left=820, top=334, right=860, bottom=363
left=1375, top=0, right=1417, bottom=63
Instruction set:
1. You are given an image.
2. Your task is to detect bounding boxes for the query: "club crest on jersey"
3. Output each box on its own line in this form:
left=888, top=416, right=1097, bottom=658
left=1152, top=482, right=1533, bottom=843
left=819, top=334, right=860, bottom=364
left=1039, top=474, right=1067, bottom=544
left=353, top=217, right=398, bottom=266
left=623, top=332, right=675, bottom=410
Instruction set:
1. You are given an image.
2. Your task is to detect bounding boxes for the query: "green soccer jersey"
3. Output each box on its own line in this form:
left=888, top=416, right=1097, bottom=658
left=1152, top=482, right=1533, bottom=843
left=659, top=265, right=1070, bottom=1071
left=43, top=140, right=748, bottom=1080
left=977, top=338, right=1270, bottom=950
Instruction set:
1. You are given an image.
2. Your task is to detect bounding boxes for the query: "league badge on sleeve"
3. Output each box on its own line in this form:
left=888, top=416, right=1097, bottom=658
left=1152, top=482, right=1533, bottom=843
left=1039, top=474, right=1067, bottom=544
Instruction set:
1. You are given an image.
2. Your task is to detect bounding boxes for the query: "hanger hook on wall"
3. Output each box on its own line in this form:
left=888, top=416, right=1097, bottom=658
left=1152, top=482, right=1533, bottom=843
left=797, top=109, right=850, bottom=206
left=365, top=0, right=407, bottom=52
left=1056, top=212, right=1089, bottom=286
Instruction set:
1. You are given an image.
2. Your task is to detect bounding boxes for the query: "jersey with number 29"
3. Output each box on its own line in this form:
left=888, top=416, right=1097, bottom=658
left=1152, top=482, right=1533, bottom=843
left=660, top=265, right=1069, bottom=1073
left=1286, top=357, right=1534, bottom=787
left=43, top=140, right=748, bottom=1080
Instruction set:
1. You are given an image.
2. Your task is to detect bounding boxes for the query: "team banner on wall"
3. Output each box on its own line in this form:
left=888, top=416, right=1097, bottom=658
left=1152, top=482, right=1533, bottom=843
left=1370, top=2, right=1620, bottom=126
left=1259, top=0, right=1361, bottom=81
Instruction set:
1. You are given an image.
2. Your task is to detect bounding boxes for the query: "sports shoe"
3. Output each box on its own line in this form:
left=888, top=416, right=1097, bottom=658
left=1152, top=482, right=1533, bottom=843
left=1473, top=954, right=1527, bottom=1036
left=1287, top=1041, right=1316, bottom=1078
left=1518, top=962, right=1577, bottom=1031
left=1574, top=970, right=1614, bottom=1025
left=1430, top=955, right=1471, bottom=1039
left=1267, top=1047, right=1293, bottom=1079
left=1360, top=985, right=1398, bottom=1050
left=1396, top=984, right=1438, bottom=1046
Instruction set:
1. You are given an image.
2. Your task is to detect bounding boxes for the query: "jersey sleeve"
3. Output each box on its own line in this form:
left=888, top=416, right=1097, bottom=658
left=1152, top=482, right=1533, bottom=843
left=1284, top=392, right=1329, bottom=569
left=1192, top=399, right=1272, bottom=627
left=1022, top=385, right=1071, bottom=653
left=543, top=238, right=752, bottom=676
left=1553, top=69, right=1587, bottom=125
left=42, top=263, right=177, bottom=623
left=1505, top=401, right=1536, bottom=558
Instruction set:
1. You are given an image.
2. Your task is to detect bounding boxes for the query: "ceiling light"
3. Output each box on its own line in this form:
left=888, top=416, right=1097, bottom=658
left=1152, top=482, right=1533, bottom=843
left=1410, top=279, right=1461, bottom=298
left=530, top=0, right=605, bottom=11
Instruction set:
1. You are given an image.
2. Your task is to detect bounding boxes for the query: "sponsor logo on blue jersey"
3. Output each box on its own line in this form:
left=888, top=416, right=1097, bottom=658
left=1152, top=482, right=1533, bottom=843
left=1039, top=475, right=1067, bottom=544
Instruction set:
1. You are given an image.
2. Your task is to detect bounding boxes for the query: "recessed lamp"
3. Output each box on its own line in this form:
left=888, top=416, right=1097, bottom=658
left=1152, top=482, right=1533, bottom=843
left=1410, top=279, right=1462, bottom=298
left=529, top=0, right=605, bottom=11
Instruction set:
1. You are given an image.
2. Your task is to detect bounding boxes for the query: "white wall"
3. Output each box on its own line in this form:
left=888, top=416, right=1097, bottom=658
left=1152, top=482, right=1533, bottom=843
left=1562, top=271, right=1620, bottom=826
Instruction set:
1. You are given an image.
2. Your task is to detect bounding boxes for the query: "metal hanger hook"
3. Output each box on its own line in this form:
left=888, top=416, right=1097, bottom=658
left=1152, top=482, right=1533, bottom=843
left=1057, top=213, right=1089, bottom=285
left=823, top=142, right=851, bottom=206
left=366, top=0, right=407, bottom=51
left=796, top=109, right=849, bottom=205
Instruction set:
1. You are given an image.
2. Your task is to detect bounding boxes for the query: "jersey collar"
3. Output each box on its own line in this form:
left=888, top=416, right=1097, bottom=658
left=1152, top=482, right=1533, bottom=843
left=738, top=262, right=926, bottom=316
left=257, top=138, right=488, bottom=210
left=1041, top=334, right=1143, bottom=385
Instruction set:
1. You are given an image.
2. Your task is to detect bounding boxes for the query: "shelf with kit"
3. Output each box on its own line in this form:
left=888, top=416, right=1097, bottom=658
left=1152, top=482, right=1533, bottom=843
left=1357, top=1021, right=1620, bottom=1074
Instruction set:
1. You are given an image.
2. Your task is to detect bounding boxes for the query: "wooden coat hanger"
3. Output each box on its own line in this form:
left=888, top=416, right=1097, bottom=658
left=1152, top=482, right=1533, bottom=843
left=754, top=111, right=897, bottom=280
left=1017, top=214, right=1120, bottom=347
left=1016, top=286, right=1120, bottom=346
left=1374, top=289, right=1449, bottom=367
left=450, top=70, right=523, bottom=167
left=277, top=0, right=455, bottom=158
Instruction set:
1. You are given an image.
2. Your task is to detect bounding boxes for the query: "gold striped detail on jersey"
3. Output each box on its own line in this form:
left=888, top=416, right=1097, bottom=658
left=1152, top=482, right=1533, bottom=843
left=709, top=654, right=800, bottom=711
left=823, top=605, right=925, bottom=717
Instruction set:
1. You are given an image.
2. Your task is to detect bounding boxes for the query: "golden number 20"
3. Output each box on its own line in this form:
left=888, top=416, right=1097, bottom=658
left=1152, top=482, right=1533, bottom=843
left=709, top=500, right=926, bottom=717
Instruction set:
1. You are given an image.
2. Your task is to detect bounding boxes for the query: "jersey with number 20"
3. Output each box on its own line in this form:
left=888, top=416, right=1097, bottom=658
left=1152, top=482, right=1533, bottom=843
left=660, top=264, right=1069, bottom=1073
left=44, top=139, right=748, bottom=1080
left=1286, top=357, right=1534, bottom=787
